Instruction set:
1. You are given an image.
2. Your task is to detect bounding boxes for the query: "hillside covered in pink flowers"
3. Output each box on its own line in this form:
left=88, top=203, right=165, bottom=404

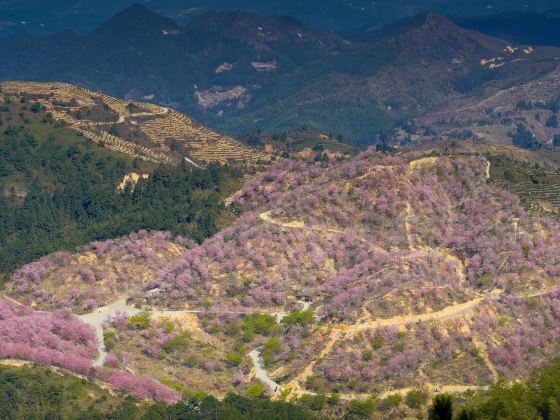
left=4, top=147, right=560, bottom=400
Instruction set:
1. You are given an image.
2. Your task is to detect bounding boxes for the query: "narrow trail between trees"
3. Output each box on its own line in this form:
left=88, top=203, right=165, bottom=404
left=259, top=211, right=343, bottom=234
left=472, top=337, right=500, bottom=382
left=78, top=298, right=141, bottom=367
left=249, top=348, right=283, bottom=393
left=258, top=210, right=388, bottom=255
left=338, top=295, right=489, bottom=335
left=275, top=285, right=560, bottom=399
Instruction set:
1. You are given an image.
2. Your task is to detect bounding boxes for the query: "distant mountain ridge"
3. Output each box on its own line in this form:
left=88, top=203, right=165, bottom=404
left=1, top=0, right=559, bottom=37
left=351, top=11, right=560, bottom=48
left=1, top=5, right=559, bottom=143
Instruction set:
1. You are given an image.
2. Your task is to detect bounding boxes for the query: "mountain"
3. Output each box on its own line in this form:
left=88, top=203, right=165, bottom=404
left=411, top=63, right=560, bottom=153
left=1, top=0, right=559, bottom=37
left=350, top=11, right=560, bottom=47
left=2, top=6, right=559, bottom=143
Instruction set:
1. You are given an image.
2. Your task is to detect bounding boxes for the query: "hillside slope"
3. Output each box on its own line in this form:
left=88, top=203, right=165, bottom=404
left=7, top=146, right=560, bottom=398
left=0, top=95, right=244, bottom=272
left=412, top=66, right=560, bottom=149
left=0, top=81, right=270, bottom=166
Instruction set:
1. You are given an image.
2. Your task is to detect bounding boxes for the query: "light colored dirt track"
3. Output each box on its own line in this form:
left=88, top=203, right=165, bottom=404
left=339, top=295, right=487, bottom=334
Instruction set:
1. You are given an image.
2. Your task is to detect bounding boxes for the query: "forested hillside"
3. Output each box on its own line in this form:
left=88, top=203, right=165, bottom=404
left=4, top=4, right=560, bottom=417
left=0, top=96, right=242, bottom=273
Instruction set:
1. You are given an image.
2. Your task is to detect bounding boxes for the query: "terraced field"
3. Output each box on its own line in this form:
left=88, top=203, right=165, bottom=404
left=0, top=81, right=270, bottom=167
left=489, top=154, right=560, bottom=214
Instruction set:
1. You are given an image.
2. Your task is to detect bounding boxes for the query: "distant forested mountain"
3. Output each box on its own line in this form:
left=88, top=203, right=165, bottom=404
left=1, top=0, right=559, bottom=36
left=2, top=5, right=559, bottom=143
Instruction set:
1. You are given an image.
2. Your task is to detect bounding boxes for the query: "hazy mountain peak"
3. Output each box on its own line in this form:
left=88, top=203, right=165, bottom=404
left=403, top=12, right=476, bottom=37
left=183, top=10, right=344, bottom=48
left=91, top=3, right=180, bottom=37
left=384, top=11, right=506, bottom=61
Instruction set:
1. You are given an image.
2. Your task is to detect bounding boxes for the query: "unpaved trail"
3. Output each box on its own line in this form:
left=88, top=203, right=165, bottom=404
left=289, top=296, right=489, bottom=390
left=472, top=337, right=500, bottom=381
left=259, top=211, right=310, bottom=230
left=78, top=298, right=141, bottom=367
left=287, top=330, right=342, bottom=390
left=249, top=348, right=283, bottom=393
left=377, top=383, right=488, bottom=399
left=339, top=295, right=490, bottom=335
left=80, top=105, right=168, bottom=127
left=78, top=299, right=208, bottom=367
left=258, top=211, right=388, bottom=255
left=129, top=106, right=169, bottom=119
left=184, top=156, right=202, bottom=169
left=524, top=286, right=560, bottom=298
left=2, top=295, right=25, bottom=307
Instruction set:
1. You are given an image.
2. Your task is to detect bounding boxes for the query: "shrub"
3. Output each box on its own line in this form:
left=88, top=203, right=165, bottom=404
left=103, top=369, right=180, bottom=404
left=128, top=312, right=151, bottom=329
left=298, top=394, right=326, bottom=411
left=327, top=393, right=341, bottom=405
left=503, top=169, right=518, bottom=182
left=226, top=352, right=243, bottom=367
left=103, top=331, right=116, bottom=351
left=162, top=332, right=189, bottom=353
left=305, top=376, right=327, bottom=393
left=261, top=337, right=281, bottom=367
left=406, top=390, right=427, bottom=408
left=281, top=309, right=315, bottom=327
left=384, top=393, right=403, bottom=409
left=243, top=313, right=279, bottom=336
left=30, top=102, right=42, bottom=113
left=347, top=397, right=377, bottom=417
left=246, top=383, right=266, bottom=398
left=429, top=394, right=453, bottom=420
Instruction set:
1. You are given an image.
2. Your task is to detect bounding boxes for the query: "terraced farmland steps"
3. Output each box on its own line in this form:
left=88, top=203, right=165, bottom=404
left=1, top=81, right=271, bottom=167
left=490, top=157, right=560, bottom=213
